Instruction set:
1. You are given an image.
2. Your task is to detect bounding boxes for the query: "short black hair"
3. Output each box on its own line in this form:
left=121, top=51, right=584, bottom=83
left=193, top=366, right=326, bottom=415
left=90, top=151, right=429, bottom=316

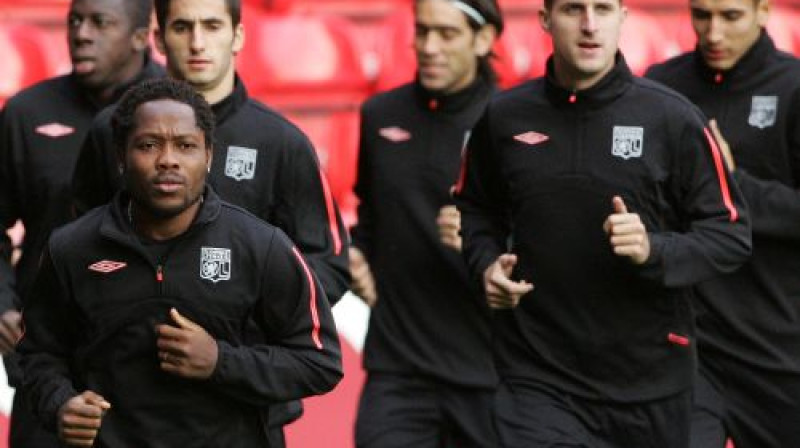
left=112, top=78, right=215, bottom=156
left=154, top=0, right=241, bottom=31
left=124, top=0, right=154, bottom=30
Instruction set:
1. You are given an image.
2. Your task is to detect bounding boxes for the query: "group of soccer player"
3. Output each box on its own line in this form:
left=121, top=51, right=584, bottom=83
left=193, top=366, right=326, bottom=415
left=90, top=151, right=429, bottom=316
left=2, top=0, right=799, bottom=447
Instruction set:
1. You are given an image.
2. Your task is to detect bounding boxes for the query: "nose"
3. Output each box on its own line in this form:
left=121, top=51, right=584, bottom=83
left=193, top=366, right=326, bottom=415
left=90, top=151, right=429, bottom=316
left=581, top=10, right=598, bottom=34
left=156, top=145, right=180, bottom=170
left=72, top=20, right=94, bottom=43
left=419, top=31, right=442, bottom=55
left=190, top=27, right=205, bottom=53
left=706, top=16, right=724, bottom=44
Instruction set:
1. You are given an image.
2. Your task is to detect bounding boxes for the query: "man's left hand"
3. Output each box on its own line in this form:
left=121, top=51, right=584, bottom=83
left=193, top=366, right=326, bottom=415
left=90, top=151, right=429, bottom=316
left=156, top=308, right=218, bottom=379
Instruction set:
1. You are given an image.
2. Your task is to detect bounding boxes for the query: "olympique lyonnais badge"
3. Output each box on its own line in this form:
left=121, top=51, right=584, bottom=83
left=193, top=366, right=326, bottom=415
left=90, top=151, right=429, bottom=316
left=200, top=247, right=232, bottom=283
left=612, top=126, right=644, bottom=160
left=748, top=96, right=778, bottom=129
left=225, top=146, right=258, bottom=181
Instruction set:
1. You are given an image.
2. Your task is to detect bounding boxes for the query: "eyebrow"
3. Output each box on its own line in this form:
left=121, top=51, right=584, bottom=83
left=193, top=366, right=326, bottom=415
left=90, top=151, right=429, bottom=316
left=169, top=17, right=226, bottom=27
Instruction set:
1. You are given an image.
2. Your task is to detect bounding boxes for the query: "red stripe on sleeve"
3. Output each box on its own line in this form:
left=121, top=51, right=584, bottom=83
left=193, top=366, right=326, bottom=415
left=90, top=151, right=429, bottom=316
left=292, top=247, right=323, bottom=350
left=317, top=168, right=343, bottom=255
left=453, top=146, right=470, bottom=195
left=703, top=128, right=739, bottom=222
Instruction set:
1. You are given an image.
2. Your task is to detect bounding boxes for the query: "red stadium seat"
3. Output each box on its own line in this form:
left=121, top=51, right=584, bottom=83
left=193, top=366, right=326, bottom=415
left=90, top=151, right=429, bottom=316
left=237, top=13, right=369, bottom=222
left=620, top=9, right=677, bottom=74
left=653, top=11, right=697, bottom=57
left=767, top=7, right=800, bottom=54
left=0, top=0, right=69, bottom=27
left=506, top=14, right=553, bottom=79
left=266, top=0, right=409, bottom=20
left=373, top=8, right=523, bottom=92
left=0, top=24, right=52, bottom=105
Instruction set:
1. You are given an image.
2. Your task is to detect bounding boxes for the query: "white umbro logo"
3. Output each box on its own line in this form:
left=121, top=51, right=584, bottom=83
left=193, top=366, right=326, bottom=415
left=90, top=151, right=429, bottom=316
left=88, top=260, right=127, bottom=273
left=379, top=127, right=412, bottom=143
left=36, top=123, right=75, bottom=138
left=514, top=131, right=549, bottom=146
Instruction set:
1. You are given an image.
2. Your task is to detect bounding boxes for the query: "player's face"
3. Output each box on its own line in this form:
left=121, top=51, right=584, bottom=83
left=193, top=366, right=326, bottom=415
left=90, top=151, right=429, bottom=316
left=414, top=0, right=493, bottom=94
left=690, top=0, right=767, bottom=71
left=67, top=0, right=145, bottom=90
left=123, top=99, right=211, bottom=222
left=156, top=0, right=244, bottom=103
left=541, top=0, right=626, bottom=90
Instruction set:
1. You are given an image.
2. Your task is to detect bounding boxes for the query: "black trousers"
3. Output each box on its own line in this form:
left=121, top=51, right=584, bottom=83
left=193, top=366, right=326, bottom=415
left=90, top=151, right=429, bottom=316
left=355, top=372, right=496, bottom=448
left=494, top=379, right=691, bottom=448
left=690, top=360, right=800, bottom=448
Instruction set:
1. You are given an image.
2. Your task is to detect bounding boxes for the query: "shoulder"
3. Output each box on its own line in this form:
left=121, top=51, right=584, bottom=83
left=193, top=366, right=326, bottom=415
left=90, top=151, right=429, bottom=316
left=48, top=206, right=106, bottom=253
left=361, top=83, right=415, bottom=115
left=3, top=75, right=74, bottom=115
left=644, top=52, right=695, bottom=83
left=630, top=76, right=698, bottom=114
left=486, top=78, right=546, bottom=115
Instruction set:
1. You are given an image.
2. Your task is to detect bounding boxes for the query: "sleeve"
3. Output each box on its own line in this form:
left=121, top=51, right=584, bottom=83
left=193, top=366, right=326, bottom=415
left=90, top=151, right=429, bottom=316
left=0, top=106, right=22, bottom=312
left=271, top=131, right=351, bottom=305
left=17, top=245, right=81, bottom=432
left=728, top=88, right=800, bottom=241
left=453, top=108, right=512, bottom=284
left=349, top=104, right=374, bottom=253
left=71, top=107, right=122, bottom=217
left=639, top=112, right=752, bottom=287
left=207, top=230, right=343, bottom=405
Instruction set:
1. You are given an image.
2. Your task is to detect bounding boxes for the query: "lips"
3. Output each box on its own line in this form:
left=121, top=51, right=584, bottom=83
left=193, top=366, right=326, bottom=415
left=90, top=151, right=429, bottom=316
left=187, top=59, right=211, bottom=70
left=152, top=175, right=186, bottom=194
left=72, top=57, right=96, bottom=75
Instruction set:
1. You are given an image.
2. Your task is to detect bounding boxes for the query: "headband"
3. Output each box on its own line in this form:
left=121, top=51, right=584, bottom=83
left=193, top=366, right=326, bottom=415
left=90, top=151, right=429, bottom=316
left=450, top=0, right=487, bottom=26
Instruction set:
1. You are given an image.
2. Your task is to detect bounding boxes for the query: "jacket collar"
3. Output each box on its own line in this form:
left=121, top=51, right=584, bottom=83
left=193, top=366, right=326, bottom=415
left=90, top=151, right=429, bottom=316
left=211, top=74, right=249, bottom=126
left=413, top=73, right=495, bottom=116
left=545, top=52, right=633, bottom=110
left=101, top=186, right=222, bottom=244
left=693, top=30, right=774, bottom=86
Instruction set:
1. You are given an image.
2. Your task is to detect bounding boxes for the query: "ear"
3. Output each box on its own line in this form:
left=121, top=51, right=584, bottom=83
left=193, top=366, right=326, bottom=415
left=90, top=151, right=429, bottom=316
left=756, top=0, right=770, bottom=27
left=232, top=23, right=245, bottom=55
left=131, top=27, right=151, bottom=53
left=154, top=27, right=166, bottom=56
left=473, top=24, right=497, bottom=58
left=539, top=8, right=551, bottom=33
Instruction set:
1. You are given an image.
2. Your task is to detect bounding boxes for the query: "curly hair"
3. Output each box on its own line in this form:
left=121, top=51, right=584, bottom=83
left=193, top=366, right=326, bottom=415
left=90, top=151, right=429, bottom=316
left=111, top=78, right=215, bottom=156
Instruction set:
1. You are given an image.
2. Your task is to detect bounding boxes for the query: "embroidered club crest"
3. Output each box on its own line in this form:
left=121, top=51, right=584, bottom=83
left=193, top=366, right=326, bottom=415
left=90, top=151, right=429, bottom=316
left=612, top=126, right=644, bottom=160
left=200, top=247, right=231, bottom=283
left=225, top=146, right=257, bottom=181
left=748, top=96, right=778, bottom=129
left=36, top=123, right=75, bottom=138
left=379, top=127, right=412, bottom=143
left=514, top=131, right=549, bottom=146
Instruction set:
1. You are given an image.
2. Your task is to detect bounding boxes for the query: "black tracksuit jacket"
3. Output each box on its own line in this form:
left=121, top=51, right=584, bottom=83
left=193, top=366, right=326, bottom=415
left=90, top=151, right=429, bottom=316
left=455, top=55, right=752, bottom=402
left=71, top=77, right=350, bottom=305
left=647, top=32, right=800, bottom=375
left=18, top=188, right=342, bottom=447
left=0, top=57, right=164, bottom=384
left=351, top=78, right=496, bottom=388
left=0, top=57, right=163, bottom=314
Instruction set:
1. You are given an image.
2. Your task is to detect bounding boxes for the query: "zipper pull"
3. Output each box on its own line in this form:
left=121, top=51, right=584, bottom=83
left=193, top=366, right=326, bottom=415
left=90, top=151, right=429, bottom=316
left=714, top=72, right=723, bottom=84
left=156, top=265, right=164, bottom=282
left=569, top=92, right=577, bottom=104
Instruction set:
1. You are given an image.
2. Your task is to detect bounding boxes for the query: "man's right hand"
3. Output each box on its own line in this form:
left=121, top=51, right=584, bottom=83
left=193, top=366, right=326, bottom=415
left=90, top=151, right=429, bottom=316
left=57, top=391, right=110, bottom=447
left=349, top=247, right=377, bottom=307
left=483, top=254, right=534, bottom=309
left=0, top=309, right=22, bottom=354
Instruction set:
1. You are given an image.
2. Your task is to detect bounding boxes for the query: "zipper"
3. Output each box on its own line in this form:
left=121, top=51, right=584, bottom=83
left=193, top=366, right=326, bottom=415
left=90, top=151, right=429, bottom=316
left=156, top=263, right=164, bottom=295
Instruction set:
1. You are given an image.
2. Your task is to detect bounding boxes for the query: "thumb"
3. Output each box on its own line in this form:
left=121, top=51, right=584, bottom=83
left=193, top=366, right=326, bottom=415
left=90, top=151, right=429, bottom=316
left=612, top=196, right=628, bottom=214
left=170, top=308, right=200, bottom=330
left=82, top=391, right=111, bottom=410
left=498, top=254, right=518, bottom=276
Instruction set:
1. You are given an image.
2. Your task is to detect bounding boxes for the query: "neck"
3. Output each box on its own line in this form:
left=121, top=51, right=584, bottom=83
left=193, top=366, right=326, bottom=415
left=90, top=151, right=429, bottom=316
left=86, top=53, right=147, bottom=106
left=128, top=198, right=202, bottom=241
left=202, top=68, right=236, bottom=105
left=553, top=57, right=614, bottom=92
